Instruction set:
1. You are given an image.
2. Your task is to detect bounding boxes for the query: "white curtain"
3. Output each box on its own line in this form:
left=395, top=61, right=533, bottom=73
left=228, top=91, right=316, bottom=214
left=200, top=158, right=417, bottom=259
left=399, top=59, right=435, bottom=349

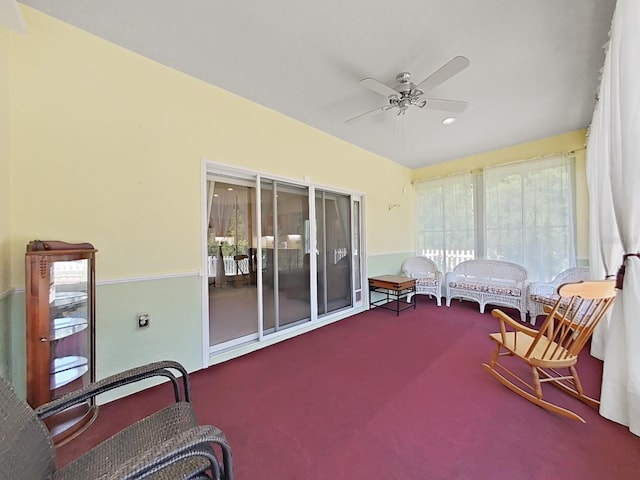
left=0, top=0, right=26, bottom=33
left=586, top=94, right=624, bottom=360
left=483, top=154, right=575, bottom=282
left=207, top=180, right=216, bottom=226
left=207, top=181, right=237, bottom=287
left=414, top=173, right=475, bottom=272
left=587, top=0, right=640, bottom=435
left=209, top=188, right=236, bottom=238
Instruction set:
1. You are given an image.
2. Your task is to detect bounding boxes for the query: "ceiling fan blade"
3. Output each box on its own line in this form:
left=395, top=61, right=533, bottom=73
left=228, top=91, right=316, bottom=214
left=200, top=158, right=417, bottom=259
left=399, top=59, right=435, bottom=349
left=417, top=56, right=470, bottom=92
left=345, top=105, right=392, bottom=124
left=359, top=77, right=399, bottom=98
left=423, top=98, right=468, bottom=113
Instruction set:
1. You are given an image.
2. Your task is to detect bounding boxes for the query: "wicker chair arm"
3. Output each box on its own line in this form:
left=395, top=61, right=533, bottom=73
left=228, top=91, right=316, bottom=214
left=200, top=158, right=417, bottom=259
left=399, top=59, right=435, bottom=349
left=445, top=271, right=462, bottom=283
left=527, top=281, right=557, bottom=297
left=406, top=270, right=440, bottom=280
left=491, top=309, right=538, bottom=337
left=36, top=360, right=190, bottom=420
left=107, top=425, right=233, bottom=480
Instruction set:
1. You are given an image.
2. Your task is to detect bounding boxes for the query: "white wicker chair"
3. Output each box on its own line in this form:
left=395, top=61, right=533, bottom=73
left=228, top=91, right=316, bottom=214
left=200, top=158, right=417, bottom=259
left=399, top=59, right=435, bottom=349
left=445, top=259, right=528, bottom=322
left=526, top=266, right=590, bottom=325
left=401, top=256, right=443, bottom=306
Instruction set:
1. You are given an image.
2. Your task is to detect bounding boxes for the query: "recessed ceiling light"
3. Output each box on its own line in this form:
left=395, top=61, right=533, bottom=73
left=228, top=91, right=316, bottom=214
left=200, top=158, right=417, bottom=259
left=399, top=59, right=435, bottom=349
left=227, top=187, right=234, bottom=191
left=442, top=117, right=456, bottom=125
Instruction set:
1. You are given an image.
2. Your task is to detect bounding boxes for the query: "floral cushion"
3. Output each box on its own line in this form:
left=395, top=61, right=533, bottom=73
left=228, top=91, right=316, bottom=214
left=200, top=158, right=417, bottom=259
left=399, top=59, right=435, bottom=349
left=448, top=281, right=521, bottom=297
left=530, top=293, right=591, bottom=322
left=530, top=293, right=559, bottom=306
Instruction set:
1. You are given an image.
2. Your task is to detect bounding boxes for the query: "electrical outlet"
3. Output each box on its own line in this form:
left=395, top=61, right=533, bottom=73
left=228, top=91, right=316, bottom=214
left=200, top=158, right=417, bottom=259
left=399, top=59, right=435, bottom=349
left=137, top=313, right=150, bottom=328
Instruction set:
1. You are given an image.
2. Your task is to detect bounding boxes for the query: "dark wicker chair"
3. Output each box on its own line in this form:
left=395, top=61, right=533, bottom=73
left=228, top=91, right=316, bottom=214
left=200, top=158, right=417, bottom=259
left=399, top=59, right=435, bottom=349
left=0, top=360, right=233, bottom=480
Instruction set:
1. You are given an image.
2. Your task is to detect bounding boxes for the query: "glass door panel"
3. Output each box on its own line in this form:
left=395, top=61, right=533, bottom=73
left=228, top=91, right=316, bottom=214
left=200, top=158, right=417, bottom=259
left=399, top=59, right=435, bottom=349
left=352, top=199, right=363, bottom=305
left=316, top=190, right=352, bottom=316
left=208, top=179, right=258, bottom=347
left=261, top=180, right=311, bottom=333
left=50, top=259, right=91, bottom=398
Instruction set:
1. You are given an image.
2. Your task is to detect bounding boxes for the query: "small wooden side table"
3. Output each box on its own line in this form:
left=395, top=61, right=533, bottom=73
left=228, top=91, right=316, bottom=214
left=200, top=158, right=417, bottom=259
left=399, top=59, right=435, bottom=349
left=368, top=275, right=417, bottom=316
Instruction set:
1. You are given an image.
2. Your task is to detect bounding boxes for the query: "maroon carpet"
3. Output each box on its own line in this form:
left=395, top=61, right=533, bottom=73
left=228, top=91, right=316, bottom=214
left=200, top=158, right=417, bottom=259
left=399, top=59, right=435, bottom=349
left=58, top=298, right=640, bottom=479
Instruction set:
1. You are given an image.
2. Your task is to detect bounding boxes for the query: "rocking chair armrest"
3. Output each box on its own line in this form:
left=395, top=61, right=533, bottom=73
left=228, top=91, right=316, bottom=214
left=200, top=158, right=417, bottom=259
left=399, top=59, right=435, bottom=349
left=36, top=360, right=191, bottom=420
left=104, top=425, right=233, bottom=480
left=491, top=309, right=538, bottom=337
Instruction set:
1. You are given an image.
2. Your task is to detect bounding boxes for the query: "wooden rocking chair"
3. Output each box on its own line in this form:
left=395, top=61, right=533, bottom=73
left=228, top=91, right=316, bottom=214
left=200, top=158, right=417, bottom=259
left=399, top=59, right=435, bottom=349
left=482, top=280, right=616, bottom=423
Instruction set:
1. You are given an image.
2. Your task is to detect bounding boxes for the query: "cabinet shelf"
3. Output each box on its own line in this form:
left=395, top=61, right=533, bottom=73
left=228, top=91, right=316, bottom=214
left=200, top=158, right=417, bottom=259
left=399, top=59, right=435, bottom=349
left=52, top=291, right=88, bottom=307
left=51, top=355, right=89, bottom=390
left=51, top=317, right=88, bottom=341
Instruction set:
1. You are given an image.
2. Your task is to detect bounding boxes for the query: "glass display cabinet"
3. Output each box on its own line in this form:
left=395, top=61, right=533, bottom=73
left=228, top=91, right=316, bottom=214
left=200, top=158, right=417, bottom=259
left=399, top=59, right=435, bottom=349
left=25, top=240, right=97, bottom=444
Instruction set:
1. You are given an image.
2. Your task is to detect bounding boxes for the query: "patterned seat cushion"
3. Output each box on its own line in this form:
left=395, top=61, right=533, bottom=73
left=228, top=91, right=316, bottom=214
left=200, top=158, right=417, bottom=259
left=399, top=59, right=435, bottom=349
left=529, top=293, right=591, bottom=322
left=449, top=281, right=521, bottom=297
left=530, top=293, right=559, bottom=306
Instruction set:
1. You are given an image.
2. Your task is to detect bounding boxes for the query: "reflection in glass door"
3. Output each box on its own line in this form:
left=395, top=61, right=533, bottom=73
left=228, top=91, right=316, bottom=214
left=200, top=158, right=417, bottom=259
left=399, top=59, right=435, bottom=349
left=261, top=180, right=311, bottom=333
left=207, top=178, right=259, bottom=348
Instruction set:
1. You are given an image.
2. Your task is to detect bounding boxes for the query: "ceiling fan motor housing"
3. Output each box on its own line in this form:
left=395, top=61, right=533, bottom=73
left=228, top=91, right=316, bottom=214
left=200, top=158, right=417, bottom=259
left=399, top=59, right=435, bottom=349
left=395, top=72, right=413, bottom=93
left=346, top=56, right=470, bottom=123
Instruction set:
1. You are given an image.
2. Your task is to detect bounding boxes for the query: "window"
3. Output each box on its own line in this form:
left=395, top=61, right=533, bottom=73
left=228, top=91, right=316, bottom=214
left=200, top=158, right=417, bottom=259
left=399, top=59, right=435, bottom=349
left=415, top=154, right=576, bottom=281
left=483, top=154, right=575, bottom=281
left=415, top=173, right=475, bottom=272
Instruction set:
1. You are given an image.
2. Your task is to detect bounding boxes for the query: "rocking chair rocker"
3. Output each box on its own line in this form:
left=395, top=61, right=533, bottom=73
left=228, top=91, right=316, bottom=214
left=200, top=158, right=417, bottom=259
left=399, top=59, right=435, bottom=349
left=482, top=280, right=616, bottom=423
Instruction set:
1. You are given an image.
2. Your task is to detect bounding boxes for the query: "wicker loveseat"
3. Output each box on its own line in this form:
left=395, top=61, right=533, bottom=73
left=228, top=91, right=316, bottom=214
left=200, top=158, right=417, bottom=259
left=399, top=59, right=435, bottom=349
left=445, top=259, right=528, bottom=322
left=526, top=266, right=590, bottom=325
left=401, top=256, right=443, bottom=306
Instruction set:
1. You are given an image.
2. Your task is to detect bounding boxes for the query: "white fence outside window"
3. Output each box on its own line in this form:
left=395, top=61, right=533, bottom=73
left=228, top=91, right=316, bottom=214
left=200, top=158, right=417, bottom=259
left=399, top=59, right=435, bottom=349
left=208, top=256, right=248, bottom=277
left=421, top=249, right=474, bottom=273
left=208, top=248, right=347, bottom=279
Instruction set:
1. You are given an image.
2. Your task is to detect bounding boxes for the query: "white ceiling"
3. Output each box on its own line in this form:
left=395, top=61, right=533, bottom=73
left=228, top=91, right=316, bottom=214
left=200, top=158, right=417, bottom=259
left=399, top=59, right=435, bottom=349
left=19, top=0, right=616, bottom=169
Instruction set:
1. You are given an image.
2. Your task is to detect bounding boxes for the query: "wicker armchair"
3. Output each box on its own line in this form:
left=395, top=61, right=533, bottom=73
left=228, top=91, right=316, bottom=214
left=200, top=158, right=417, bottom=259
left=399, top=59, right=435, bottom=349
left=0, top=360, right=233, bottom=480
left=401, top=256, right=443, bottom=306
left=527, top=267, right=590, bottom=325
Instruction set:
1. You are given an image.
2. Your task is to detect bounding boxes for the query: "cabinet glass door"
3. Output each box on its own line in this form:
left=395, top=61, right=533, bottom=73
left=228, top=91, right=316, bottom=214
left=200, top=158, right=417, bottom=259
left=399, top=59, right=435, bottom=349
left=49, top=259, right=91, bottom=397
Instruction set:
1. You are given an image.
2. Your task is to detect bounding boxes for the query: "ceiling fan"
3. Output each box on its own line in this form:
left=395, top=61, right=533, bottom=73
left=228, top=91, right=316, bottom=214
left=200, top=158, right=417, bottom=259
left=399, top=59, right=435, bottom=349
left=346, top=56, right=470, bottom=124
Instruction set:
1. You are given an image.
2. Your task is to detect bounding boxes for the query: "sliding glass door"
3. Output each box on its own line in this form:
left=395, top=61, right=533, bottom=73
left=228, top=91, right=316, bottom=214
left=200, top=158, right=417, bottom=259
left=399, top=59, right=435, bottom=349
left=316, top=190, right=352, bottom=316
left=205, top=165, right=364, bottom=354
left=261, top=180, right=311, bottom=333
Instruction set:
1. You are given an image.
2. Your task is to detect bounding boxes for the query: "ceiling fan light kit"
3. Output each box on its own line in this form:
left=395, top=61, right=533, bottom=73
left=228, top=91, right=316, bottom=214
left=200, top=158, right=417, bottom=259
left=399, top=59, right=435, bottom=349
left=346, top=56, right=470, bottom=124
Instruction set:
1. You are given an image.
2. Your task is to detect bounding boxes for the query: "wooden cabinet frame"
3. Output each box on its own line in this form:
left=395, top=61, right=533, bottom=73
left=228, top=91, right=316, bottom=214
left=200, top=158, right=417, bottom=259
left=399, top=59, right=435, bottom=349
left=25, top=240, right=97, bottom=444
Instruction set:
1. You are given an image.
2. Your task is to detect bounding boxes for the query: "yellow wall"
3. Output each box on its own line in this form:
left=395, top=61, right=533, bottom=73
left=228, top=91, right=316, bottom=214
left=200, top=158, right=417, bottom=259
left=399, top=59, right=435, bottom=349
left=0, top=28, right=11, bottom=381
left=0, top=28, right=10, bottom=293
left=412, top=130, right=589, bottom=259
left=8, top=7, right=413, bottom=288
